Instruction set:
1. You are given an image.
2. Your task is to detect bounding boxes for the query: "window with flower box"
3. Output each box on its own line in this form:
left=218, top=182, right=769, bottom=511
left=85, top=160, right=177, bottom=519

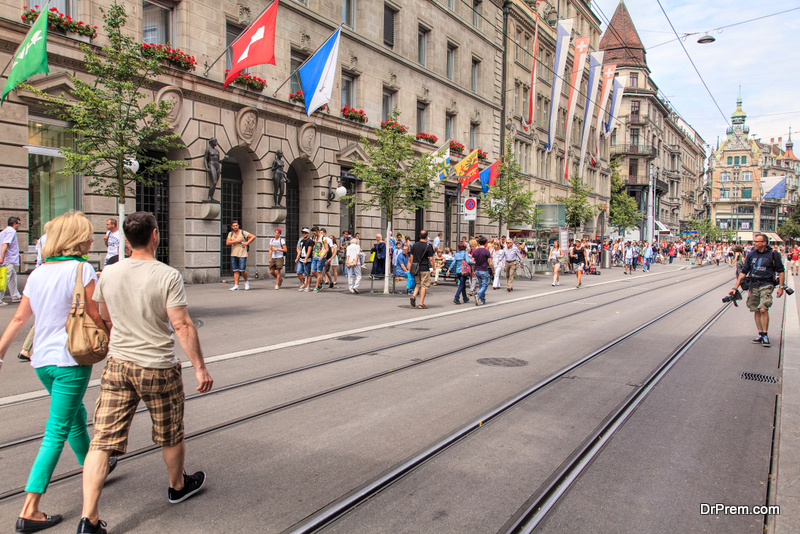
left=143, top=1, right=175, bottom=46
left=341, top=73, right=355, bottom=108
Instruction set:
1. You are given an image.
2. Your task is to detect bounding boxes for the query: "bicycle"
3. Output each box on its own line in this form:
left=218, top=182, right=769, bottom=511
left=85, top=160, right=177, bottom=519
left=519, top=258, right=533, bottom=280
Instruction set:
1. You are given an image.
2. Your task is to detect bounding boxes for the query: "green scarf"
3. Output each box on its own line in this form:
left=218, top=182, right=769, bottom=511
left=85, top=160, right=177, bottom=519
left=45, top=255, right=87, bottom=262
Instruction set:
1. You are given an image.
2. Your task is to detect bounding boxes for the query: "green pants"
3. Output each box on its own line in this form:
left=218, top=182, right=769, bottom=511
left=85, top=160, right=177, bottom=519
left=26, top=365, right=92, bottom=494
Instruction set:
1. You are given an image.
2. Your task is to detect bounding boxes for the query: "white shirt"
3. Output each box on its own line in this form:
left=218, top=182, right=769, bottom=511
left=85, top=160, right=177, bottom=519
left=1, top=226, right=20, bottom=265
left=346, top=243, right=362, bottom=265
left=23, top=261, right=97, bottom=368
left=106, top=230, right=120, bottom=257
left=433, top=236, right=441, bottom=250
left=270, top=237, right=286, bottom=258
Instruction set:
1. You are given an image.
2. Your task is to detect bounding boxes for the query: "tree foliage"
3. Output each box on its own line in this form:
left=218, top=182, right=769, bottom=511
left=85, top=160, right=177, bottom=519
left=348, top=109, right=438, bottom=227
left=482, top=139, right=538, bottom=236
left=688, top=217, right=736, bottom=242
left=23, top=4, right=186, bottom=206
left=608, top=158, right=639, bottom=236
left=561, top=175, right=596, bottom=232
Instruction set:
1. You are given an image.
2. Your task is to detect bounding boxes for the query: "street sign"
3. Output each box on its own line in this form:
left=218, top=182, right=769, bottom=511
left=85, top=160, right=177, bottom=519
left=463, top=197, right=477, bottom=221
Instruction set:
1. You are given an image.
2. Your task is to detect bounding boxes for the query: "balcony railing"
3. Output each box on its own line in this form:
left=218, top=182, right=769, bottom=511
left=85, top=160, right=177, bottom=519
left=628, top=113, right=646, bottom=125
left=611, top=144, right=658, bottom=158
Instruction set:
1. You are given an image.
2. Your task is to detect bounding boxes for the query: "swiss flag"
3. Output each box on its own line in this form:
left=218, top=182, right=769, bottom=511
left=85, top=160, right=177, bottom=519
left=223, top=1, right=279, bottom=90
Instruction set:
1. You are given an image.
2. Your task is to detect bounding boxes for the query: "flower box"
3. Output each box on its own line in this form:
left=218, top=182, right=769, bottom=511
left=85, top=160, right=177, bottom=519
left=289, top=91, right=328, bottom=111
left=341, top=105, right=368, bottom=124
left=449, top=140, right=465, bottom=154
left=416, top=132, right=438, bottom=144
left=380, top=120, right=408, bottom=134
left=473, top=149, right=488, bottom=160
left=141, top=43, right=197, bottom=72
left=22, top=5, right=97, bottom=40
left=225, top=70, right=267, bottom=92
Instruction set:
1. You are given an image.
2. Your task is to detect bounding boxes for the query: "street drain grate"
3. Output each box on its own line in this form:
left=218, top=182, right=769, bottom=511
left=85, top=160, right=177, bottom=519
left=337, top=336, right=366, bottom=341
left=740, top=372, right=779, bottom=384
left=477, top=358, right=529, bottom=367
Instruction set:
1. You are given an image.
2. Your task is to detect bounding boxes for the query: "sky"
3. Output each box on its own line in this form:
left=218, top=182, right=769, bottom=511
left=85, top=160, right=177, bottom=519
left=592, top=0, right=800, bottom=151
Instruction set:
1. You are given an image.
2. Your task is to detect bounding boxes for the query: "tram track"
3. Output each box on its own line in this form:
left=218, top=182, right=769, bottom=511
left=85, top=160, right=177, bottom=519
left=281, top=279, right=733, bottom=534
left=0, top=272, right=728, bottom=503
left=0, top=268, right=718, bottom=453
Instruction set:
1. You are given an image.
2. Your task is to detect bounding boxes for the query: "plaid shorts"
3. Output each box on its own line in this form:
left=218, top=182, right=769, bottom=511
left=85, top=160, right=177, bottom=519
left=90, top=357, right=185, bottom=455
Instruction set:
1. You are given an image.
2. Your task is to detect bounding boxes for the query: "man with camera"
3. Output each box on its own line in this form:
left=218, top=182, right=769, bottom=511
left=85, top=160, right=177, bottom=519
left=730, top=233, right=786, bottom=347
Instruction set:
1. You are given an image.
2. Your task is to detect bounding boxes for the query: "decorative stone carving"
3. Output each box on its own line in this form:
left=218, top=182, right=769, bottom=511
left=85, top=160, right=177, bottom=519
left=237, top=4, right=251, bottom=26
left=471, top=110, right=482, bottom=124
left=298, top=123, right=317, bottom=159
left=235, top=106, right=259, bottom=146
left=350, top=54, right=358, bottom=69
left=419, top=85, right=431, bottom=104
left=446, top=99, right=458, bottom=115
left=156, top=86, right=183, bottom=129
left=301, top=32, right=311, bottom=51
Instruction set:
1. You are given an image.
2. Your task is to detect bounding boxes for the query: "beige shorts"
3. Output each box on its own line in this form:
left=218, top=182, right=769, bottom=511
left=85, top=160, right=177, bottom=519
left=269, top=257, right=284, bottom=270
left=747, top=285, right=774, bottom=312
left=415, top=271, right=432, bottom=289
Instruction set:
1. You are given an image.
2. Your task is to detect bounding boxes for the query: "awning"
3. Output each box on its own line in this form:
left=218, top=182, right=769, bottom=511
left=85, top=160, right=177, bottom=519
left=655, top=220, right=670, bottom=232
left=737, top=231, right=754, bottom=242
left=765, top=232, right=783, bottom=243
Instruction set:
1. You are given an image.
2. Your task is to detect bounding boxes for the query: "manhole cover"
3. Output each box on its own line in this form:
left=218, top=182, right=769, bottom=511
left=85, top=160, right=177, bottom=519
left=740, top=372, right=779, bottom=384
left=477, top=358, right=528, bottom=367
left=337, top=336, right=365, bottom=341
left=192, top=319, right=204, bottom=329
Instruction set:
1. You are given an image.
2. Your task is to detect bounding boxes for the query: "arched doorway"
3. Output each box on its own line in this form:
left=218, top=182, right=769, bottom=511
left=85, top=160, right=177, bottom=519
left=220, top=160, right=242, bottom=277
left=286, top=164, right=300, bottom=266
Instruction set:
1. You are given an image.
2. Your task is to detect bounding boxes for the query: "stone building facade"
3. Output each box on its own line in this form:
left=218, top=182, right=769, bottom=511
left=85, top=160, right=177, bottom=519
left=1, top=0, right=507, bottom=282
left=704, top=96, right=799, bottom=244
left=599, top=0, right=706, bottom=238
left=504, top=0, right=612, bottom=239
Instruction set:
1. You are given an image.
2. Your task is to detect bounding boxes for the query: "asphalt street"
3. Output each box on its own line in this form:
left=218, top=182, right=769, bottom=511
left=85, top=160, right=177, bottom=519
left=0, top=260, right=793, bottom=533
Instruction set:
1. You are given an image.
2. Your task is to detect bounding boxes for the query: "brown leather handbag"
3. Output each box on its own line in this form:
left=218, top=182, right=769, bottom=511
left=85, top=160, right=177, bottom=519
left=66, top=262, right=109, bottom=365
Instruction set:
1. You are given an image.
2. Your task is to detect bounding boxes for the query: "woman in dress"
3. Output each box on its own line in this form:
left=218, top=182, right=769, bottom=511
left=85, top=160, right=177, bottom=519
left=549, top=241, right=563, bottom=286
left=0, top=212, right=111, bottom=533
left=370, top=234, right=386, bottom=279
left=491, top=241, right=505, bottom=289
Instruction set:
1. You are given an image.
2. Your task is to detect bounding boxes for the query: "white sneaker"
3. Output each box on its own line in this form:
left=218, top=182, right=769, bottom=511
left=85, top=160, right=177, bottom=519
left=245, top=282, right=250, bottom=291
left=230, top=285, right=239, bottom=291
left=298, top=287, right=304, bottom=292
left=275, top=285, right=280, bottom=290
left=556, top=282, right=560, bottom=286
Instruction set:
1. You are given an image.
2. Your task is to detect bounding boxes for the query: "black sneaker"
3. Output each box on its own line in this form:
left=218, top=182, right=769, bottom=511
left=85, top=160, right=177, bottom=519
left=76, top=518, right=106, bottom=534
left=761, top=335, right=771, bottom=347
left=108, top=457, right=118, bottom=475
left=168, top=471, right=207, bottom=504
left=752, top=336, right=764, bottom=344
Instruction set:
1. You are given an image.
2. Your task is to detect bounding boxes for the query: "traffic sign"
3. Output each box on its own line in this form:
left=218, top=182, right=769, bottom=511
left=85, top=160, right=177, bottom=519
left=464, top=197, right=477, bottom=221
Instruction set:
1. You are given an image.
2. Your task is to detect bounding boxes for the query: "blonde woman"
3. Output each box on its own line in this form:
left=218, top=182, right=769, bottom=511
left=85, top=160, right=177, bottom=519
left=467, top=238, right=479, bottom=295
left=549, top=241, right=563, bottom=286
left=0, top=212, right=111, bottom=533
left=491, top=241, right=505, bottom=289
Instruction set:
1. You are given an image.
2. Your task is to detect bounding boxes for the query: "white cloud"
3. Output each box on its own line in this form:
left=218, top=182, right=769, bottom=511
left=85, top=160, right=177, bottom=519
left=594, top=0, right=800, bottom=147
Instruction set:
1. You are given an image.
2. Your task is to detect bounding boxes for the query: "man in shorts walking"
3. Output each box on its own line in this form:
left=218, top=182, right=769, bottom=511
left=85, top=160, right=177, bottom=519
left=296, top=228, right=313, bottom=291
left=226, top=220, right=254, bottom=291
left=731, top=233, right=785, bottom=347
left=268, top=228, right=287, bottom=289
left=77, top=211, right=213, bottom=534
left=408, top=230, right=434, bottom=309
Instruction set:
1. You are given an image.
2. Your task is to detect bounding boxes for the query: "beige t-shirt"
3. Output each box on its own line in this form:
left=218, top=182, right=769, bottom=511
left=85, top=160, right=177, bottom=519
left=94, top=259, right=188, bottom=369
left=229, top=230, right=252, bottom=258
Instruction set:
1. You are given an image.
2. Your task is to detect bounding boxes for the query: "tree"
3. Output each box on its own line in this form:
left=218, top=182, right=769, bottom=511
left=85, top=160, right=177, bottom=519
left=24, top=4, right=186, bottom=250
left=687, top=217, right=735, bottom=242
left=482, top=139, right=538, bottom=237
left=561, top=175, right=596, bottom=235
left=608, top=158, right=639, bottom=238
left=778, top=220, right=800, bottom=243
left=348, top=109, right=439, bottom=293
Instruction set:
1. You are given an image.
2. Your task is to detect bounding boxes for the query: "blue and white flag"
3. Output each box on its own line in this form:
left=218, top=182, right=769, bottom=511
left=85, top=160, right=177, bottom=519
left=434, top=144, right=451, bottom=181
left=298, top=28, right=341, bottom=116
left=546, top=19, right=574, bottom=152
left=605, top=77, right=624, bottom=133
left=763, top=176, right=787, bottom=199
left=578, top=51, right=604, bottom=177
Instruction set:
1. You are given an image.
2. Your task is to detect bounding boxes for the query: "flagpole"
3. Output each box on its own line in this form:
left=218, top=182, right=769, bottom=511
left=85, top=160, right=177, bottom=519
left=203, top=0, right=277, bottom=76
left=0, top=0, right=50, bottom=79
left=272, top=23, right=343, bottom=97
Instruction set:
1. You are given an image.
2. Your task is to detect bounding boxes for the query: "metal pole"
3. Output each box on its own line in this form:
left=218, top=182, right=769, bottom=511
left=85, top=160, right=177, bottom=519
left=457, top=186, right=462, bottom=246
left=647, top=164, right=655, bottom=242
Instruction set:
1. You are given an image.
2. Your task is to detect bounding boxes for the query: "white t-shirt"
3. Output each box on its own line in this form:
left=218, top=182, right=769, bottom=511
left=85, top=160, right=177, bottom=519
left=23, top=261, right=97, bottom=368
left=1, top=226, right=20, bottom=265
left=106, top=230, right=120, bottom=257
left=270, top=237, right=286, bottom=258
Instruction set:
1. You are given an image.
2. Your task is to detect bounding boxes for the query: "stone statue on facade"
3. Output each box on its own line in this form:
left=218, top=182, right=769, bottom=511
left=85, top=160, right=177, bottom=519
left=204, top=137, right=227, bottom=202
left=271, top=150, right=287, bottom=207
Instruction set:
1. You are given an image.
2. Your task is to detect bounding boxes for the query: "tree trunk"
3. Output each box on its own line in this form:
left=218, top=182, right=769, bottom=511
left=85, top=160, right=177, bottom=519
left=383, top=220, right=391, bottom=294
left=117, top=173, right=126, bottom=261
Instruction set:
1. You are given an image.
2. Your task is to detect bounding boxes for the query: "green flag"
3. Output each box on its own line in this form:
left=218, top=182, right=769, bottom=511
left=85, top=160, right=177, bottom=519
left=1, top=4, right=49, bottom=104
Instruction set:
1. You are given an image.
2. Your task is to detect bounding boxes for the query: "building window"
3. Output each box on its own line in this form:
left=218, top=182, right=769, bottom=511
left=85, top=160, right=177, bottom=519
left=51, top=0, right=71, bottom=15
left=522, top=87, right=529, bottom=118
left=448, top=0, right=455, bottom=9
left=472, top=0, right=481, bottom=28
left=742, top=156, right=747, bottom=164
left=341, top=73, right=355, bottom=108
left=290, top=51, right=307, bottom=94
left=742, top=188, right=752, bottom=199
left=445, top=113, right=455, bottom=141
left=471, top=58, right=480, bottom=92
left=226, top=23, right=248, bottom=72
left=514, top=84, right=520, bottom=116
left=143, top=1, right=174, bottom=45
left=446, top=43, right=456, bottom=80
left=470, top=123, right=478, bottom=150
left=524, top=34, right=531, bottom=68
left=418, top=26, right=430, bottom=66
left=382, top=89, right=395, bottom=121
left=515, top=29, right=522, bottom=62
left=610, top=129, right=616, bottom=146
left=734, top=156, right=740, bottom=165
left=27, top=120, right=76, bottom=244
left=630, top=128, right=639, bottom=147
left=727, top=156, right=733, bottom=165
left=629, top=72, right=638, bottom=87
left=416, top=103, right=427, bottom=134
left=343, top=0, right=355, bottom=27
left=742, top=171, right=752, bottom=181
left=384, top=5, right=395, bottom=47
left=630, top=100, right=640, bottom=120
left=720, top=172, right=730, bottom=182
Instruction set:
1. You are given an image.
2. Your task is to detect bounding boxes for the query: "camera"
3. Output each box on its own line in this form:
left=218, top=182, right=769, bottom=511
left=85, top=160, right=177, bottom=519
left=722, top=289, right=743, bottom=307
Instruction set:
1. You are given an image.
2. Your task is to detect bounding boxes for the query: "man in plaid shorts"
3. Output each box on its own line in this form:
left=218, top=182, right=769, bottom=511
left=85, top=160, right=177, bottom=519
left=77, top=212, right=214, bottom=534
